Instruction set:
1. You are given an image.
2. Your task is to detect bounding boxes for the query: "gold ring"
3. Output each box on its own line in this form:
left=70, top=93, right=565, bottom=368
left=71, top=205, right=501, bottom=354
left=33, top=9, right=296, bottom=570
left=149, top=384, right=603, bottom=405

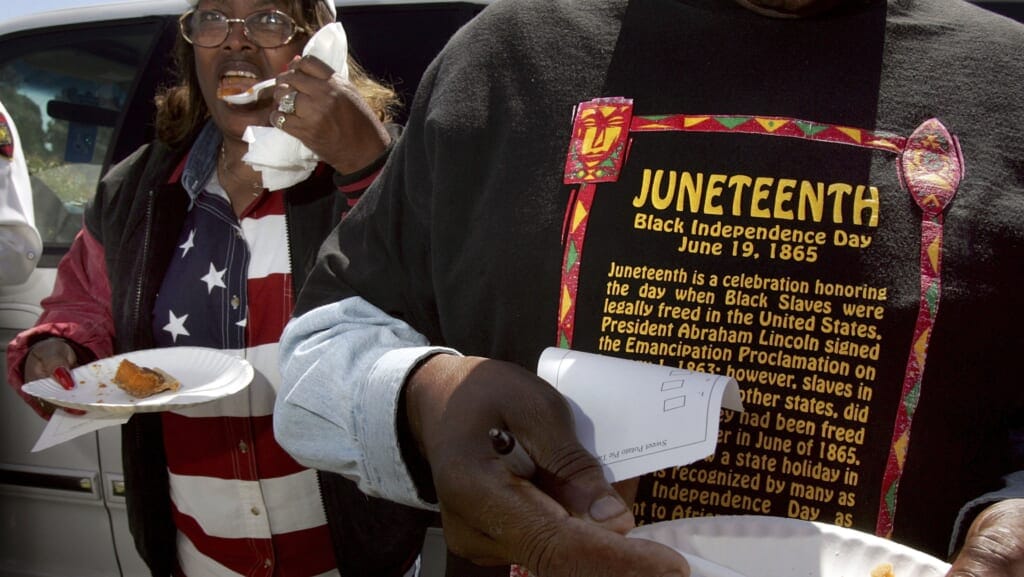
left=278, top=91, right=297, bottom=115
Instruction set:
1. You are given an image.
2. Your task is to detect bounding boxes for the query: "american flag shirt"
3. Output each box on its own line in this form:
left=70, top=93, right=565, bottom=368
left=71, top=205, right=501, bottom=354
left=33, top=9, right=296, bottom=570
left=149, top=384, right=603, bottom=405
left=152, top=123, right=337, bottom=577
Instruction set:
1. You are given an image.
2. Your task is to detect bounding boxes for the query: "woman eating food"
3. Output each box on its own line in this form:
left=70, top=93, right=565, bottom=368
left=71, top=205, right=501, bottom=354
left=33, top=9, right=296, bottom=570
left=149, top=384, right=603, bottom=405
left=5, top=0, right=431, bottom=575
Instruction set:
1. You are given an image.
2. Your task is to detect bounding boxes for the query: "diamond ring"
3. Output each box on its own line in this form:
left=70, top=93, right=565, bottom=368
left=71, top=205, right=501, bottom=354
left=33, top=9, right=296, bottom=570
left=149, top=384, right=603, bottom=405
left=274, top=113, right=287, bottom=129
left=278, top=91, right=297, bottom=115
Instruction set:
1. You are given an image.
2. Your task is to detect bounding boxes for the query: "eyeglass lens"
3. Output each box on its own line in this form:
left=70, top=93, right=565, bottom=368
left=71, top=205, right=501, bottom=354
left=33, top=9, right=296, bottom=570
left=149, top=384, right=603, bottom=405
left=184, top=10, right=298, bottom=48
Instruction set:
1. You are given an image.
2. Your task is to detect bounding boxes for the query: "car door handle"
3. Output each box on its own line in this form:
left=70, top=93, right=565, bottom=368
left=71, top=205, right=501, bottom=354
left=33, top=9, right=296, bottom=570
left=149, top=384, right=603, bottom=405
left=0, top=465, right=99, bottom=496
left=110, top=478, right=126, bottom=497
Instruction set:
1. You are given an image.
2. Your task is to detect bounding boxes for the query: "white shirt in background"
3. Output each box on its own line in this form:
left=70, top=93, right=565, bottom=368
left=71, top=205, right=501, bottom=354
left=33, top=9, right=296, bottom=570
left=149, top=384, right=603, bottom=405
left=0, top=99, right=42, bottom=285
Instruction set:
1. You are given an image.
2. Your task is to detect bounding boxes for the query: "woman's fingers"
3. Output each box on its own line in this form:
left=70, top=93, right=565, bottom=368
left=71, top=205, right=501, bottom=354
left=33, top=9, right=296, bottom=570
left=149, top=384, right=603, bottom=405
left=24, top=338, right=77, bottom=381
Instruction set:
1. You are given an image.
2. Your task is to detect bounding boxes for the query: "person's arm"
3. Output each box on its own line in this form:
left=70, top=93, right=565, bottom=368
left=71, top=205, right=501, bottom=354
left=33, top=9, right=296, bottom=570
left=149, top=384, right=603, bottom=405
left=6, top=228, right=114, bottom=417
left=276, top=295, right=691, bottom=577
left=275, top=295, right=453, bottom=509
left=0, top=104, right=42, bottom=286
left=0, top=223, right=41, bottom=286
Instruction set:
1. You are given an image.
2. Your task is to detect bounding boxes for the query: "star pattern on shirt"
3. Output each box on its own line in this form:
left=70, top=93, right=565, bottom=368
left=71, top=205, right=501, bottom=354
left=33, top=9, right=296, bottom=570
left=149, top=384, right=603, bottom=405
left=153, top=194, right=256, bottom=350
left=179, top=230, right=196, bottom=258
left=163, top=310, right=190, bottom=343
left=201, top=262, right=227, bottom=294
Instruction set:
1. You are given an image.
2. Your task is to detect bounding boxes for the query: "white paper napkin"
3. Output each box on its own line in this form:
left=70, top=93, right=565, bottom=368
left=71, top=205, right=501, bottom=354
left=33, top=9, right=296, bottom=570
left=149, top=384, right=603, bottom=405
left=32, top=409, right=129, bottom=452
left=243, top=22, right=350, bottom=190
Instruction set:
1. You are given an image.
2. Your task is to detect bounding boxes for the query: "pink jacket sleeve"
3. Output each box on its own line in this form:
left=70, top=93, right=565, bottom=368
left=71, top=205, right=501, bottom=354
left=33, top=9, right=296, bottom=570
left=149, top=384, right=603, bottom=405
left=6, top=227, right=114, bottom=417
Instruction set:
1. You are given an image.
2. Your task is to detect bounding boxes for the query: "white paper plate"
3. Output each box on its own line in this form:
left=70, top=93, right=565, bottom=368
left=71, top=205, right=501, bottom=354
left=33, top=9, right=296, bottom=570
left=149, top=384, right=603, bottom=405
left=22, top=347, right=254, bottom=415
left=629, top=516, right=950, bottom=577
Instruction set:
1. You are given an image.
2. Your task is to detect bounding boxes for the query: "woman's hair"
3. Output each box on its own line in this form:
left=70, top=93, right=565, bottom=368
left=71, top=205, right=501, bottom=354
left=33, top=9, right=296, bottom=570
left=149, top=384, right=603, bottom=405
left=155, top=0, right=401, bottom=146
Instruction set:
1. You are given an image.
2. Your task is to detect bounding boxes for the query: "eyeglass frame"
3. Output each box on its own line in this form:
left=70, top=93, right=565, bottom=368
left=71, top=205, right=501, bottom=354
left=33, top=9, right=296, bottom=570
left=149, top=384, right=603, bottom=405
left=178, top=9, right=311, bottom=49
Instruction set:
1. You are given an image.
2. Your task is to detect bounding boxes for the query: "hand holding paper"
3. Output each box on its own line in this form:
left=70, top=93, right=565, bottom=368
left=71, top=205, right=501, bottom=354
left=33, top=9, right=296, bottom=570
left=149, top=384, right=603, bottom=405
left=402, top=353, right=689, bottom=577
left=416, top=348, right=741, bottom=577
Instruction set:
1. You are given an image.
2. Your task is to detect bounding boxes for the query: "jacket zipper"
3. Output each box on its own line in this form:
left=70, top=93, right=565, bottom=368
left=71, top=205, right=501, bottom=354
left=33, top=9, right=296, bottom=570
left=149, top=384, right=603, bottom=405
left=131, top=189, right=157, bottom=337
left=283, top=199, right=296, bottom=295
left=283, top=199, right=333, bottom=555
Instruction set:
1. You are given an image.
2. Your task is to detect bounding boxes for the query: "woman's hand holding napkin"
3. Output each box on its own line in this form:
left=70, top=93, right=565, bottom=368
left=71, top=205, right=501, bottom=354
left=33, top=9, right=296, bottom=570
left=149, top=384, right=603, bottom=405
left=242, top=23, right=351, bottom=190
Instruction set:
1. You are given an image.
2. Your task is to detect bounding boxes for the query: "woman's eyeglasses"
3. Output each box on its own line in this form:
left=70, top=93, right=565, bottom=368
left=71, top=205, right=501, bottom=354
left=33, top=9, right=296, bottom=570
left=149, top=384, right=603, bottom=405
left=179, top=9, right=309, bottom=49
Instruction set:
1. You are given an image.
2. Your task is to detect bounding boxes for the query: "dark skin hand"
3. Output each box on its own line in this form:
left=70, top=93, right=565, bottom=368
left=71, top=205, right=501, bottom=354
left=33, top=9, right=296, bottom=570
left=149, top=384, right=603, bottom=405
left=405, top=354, right=690, bottom=577
left=268, top=55, right=391, bottom=175
left=947, top=499, right=1024, bottom=577
left=23, top=337, right=85, bottom=415
left=23, top=337, right=78, bottom=383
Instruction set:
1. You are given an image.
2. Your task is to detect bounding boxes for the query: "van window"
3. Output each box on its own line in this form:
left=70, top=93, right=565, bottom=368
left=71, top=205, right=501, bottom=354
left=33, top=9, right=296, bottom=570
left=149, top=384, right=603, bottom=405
left=0, top=21, right=163, bottom=250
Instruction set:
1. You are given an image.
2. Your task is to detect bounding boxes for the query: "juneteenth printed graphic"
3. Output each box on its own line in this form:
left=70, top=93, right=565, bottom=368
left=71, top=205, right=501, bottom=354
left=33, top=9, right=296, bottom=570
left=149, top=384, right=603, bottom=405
left=558, top=97, right=960, bottom=536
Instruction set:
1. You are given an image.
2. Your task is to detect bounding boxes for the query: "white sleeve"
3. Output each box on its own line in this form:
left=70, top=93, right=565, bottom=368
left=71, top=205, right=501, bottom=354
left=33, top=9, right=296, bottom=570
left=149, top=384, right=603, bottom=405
left=0, top=101, right=42, bottom=286
left=275, top=295, right=457, bottom=509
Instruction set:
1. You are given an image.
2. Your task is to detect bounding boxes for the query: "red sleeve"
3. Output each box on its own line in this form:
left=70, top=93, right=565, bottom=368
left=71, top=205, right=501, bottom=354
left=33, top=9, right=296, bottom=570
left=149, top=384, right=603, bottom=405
left=337, top=166, right=383, bottom=211
left=6, top=227, right=114, bottom=417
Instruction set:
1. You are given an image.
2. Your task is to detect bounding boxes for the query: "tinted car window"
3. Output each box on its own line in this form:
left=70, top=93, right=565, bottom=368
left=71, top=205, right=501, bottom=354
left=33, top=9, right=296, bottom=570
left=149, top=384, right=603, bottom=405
left=0, top=20, right=167, bottom=252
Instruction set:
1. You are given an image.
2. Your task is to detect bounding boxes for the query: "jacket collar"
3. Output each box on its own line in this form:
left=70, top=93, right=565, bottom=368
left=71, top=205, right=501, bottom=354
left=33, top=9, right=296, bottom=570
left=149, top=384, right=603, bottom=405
left=179, top=120, right=221, bottom=203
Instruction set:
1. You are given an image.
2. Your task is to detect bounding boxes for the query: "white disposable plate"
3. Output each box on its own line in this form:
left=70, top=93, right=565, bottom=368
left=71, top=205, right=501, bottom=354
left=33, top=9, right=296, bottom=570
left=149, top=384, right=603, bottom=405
left=629, top=515, right=950, bottom=577
left=22, top=347, right=254, bottom=415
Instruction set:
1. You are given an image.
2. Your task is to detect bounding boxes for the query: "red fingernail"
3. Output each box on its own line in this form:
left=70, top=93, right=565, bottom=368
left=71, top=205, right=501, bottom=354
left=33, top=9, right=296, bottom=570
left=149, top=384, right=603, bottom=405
left=53, top=367, right=75, bottom=390
left=65, top=408, right=87, bottom=416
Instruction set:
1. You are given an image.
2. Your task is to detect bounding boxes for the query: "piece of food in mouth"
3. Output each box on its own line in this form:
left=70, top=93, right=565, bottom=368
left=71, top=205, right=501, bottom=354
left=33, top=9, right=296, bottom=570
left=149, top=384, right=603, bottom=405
left=216, top=86, right=246, bottom=98
left=113, top=359, right=181, bottom=398
left=217, top=70, right=259, bottom=100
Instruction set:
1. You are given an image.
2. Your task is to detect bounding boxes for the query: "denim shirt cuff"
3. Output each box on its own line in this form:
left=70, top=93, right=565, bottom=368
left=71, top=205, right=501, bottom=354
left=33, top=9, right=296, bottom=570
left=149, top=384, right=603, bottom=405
left=356, top=345, right=459, bottom=510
